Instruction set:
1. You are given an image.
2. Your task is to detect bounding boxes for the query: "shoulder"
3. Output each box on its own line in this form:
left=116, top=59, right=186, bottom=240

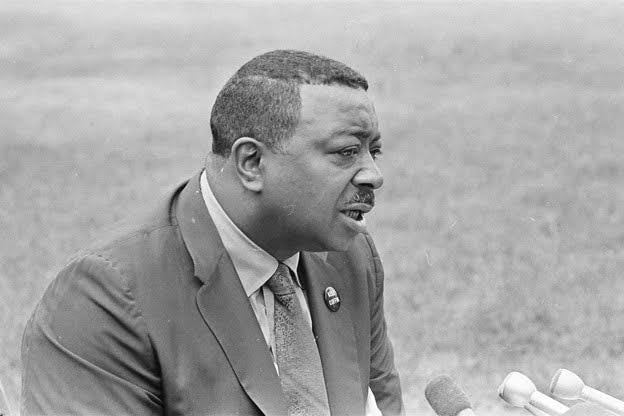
left=80, top=186, right=182, bottom=262
left=21, top=186, right=191, bottom=409
left=329, top=232, right=383, bottom=276
left=29, top=179, right=196, bottom=344
left=70, top=180, right=193, bottom=287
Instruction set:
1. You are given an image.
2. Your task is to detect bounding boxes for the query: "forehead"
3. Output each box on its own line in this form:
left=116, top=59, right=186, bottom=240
left=296, top=84, right=378, bottom=138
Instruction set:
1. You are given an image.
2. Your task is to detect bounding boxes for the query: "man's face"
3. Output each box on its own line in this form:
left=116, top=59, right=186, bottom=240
left=261, top=84, right=383, bottom=253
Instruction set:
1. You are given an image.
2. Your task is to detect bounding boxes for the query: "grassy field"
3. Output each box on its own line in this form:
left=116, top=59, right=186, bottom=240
left=2, top=2, right=624, bottom=414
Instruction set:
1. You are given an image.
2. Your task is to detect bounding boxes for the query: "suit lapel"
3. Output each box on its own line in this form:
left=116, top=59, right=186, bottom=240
left=176, top=172, right=287, bottom=416
left=196, top=256, right=287, bottom=416
left=301, top=252, right=365, bottom=415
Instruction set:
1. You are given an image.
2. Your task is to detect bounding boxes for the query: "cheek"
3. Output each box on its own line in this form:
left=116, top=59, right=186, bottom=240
left=275, top=162, right=352, bottom=211
left=300, top=178, right=342, bottom=206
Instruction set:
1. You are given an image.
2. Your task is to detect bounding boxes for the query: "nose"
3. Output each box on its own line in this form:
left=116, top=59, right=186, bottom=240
left=352, top=155, right=384, bottom=190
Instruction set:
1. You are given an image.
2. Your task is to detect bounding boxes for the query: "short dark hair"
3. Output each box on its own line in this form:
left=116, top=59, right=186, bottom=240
left=210, top=50, right=368, bottom=156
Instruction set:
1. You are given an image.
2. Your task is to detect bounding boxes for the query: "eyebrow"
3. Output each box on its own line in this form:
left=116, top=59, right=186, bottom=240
left=335, top=127, right=381, bottom=143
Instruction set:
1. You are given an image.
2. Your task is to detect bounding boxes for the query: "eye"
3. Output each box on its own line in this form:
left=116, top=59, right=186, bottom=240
left=370, top=147, right=383, bottom=160
left=338, top=146, right=360, bottom=158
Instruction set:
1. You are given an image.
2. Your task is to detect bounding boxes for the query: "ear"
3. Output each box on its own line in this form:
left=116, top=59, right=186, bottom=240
left=231, top=137, right=265, bottom=192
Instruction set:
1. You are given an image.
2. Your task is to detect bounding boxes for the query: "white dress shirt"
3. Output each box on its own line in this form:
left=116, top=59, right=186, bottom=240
left=200, top=170, right=381, bottom=416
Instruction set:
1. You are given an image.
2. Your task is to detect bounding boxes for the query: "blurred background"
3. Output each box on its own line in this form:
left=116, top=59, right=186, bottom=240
left=2, top=1, right=623, bottom=414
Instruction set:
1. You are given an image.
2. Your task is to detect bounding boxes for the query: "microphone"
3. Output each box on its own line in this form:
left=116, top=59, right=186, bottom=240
left=498, top=371, right=569, bottom=415
left=550, top=369, right=624, bottom=416
left=561, top=403, right=616, bottom=416
left=425, top=375, right=475, bottom=416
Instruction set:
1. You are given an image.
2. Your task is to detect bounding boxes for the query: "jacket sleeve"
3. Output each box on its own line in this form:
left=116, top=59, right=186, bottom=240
left=363, top=234, right=405, bottom=416
left=21, top=254, right=162, bottom=416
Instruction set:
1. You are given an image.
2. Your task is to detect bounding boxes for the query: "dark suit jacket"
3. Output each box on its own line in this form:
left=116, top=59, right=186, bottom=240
left=21, top=172, right=404, bottom=416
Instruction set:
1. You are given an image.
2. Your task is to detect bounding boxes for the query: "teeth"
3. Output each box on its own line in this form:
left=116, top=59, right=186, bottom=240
left=345, top=210, right=361, bottom=220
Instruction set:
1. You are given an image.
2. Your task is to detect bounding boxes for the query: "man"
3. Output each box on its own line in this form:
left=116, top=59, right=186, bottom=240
left=21, top=50, right=404, bottom=416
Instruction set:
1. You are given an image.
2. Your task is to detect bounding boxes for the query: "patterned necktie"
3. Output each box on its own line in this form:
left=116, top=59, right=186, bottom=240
left=267, top=263, right=331, bottom=416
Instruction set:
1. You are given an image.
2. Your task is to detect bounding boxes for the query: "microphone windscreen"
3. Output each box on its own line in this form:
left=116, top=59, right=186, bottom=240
left=425, top=375, right=472, bottom=416
left=562, top=403, right=613, bottom=416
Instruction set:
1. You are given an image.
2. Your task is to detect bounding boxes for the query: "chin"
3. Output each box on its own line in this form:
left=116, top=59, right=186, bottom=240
left=313, top=232, right=359, bottom=253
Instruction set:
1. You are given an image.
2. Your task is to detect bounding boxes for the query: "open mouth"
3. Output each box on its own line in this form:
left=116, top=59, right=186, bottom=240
left=342, top=209, right=364, bottom=224
left=343, top=209, right=364, bottom=222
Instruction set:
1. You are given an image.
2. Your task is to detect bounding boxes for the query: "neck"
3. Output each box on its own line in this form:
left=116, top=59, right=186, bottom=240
left=250, top=228, right=300, bottom=261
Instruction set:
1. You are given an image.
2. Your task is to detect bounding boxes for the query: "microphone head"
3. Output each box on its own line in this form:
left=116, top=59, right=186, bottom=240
left=550, top=369, right=585, bottom=400
left=425, top=375, right=472, bottom=416
left=498, top=371, right=537, bottom=407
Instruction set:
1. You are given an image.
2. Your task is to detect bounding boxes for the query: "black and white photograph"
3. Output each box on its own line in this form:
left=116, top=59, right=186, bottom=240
left=1, top=1, right=623, bottom=415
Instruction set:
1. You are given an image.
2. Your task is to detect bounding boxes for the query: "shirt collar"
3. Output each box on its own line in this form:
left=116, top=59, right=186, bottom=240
left=200, top=170, right=300, bottom=297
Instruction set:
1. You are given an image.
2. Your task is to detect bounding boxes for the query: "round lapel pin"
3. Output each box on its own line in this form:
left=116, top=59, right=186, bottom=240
left=324, top=286, right=340, bottom=312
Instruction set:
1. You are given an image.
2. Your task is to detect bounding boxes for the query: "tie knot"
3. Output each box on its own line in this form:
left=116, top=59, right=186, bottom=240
left=267, top=262, right=296, bottom=297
